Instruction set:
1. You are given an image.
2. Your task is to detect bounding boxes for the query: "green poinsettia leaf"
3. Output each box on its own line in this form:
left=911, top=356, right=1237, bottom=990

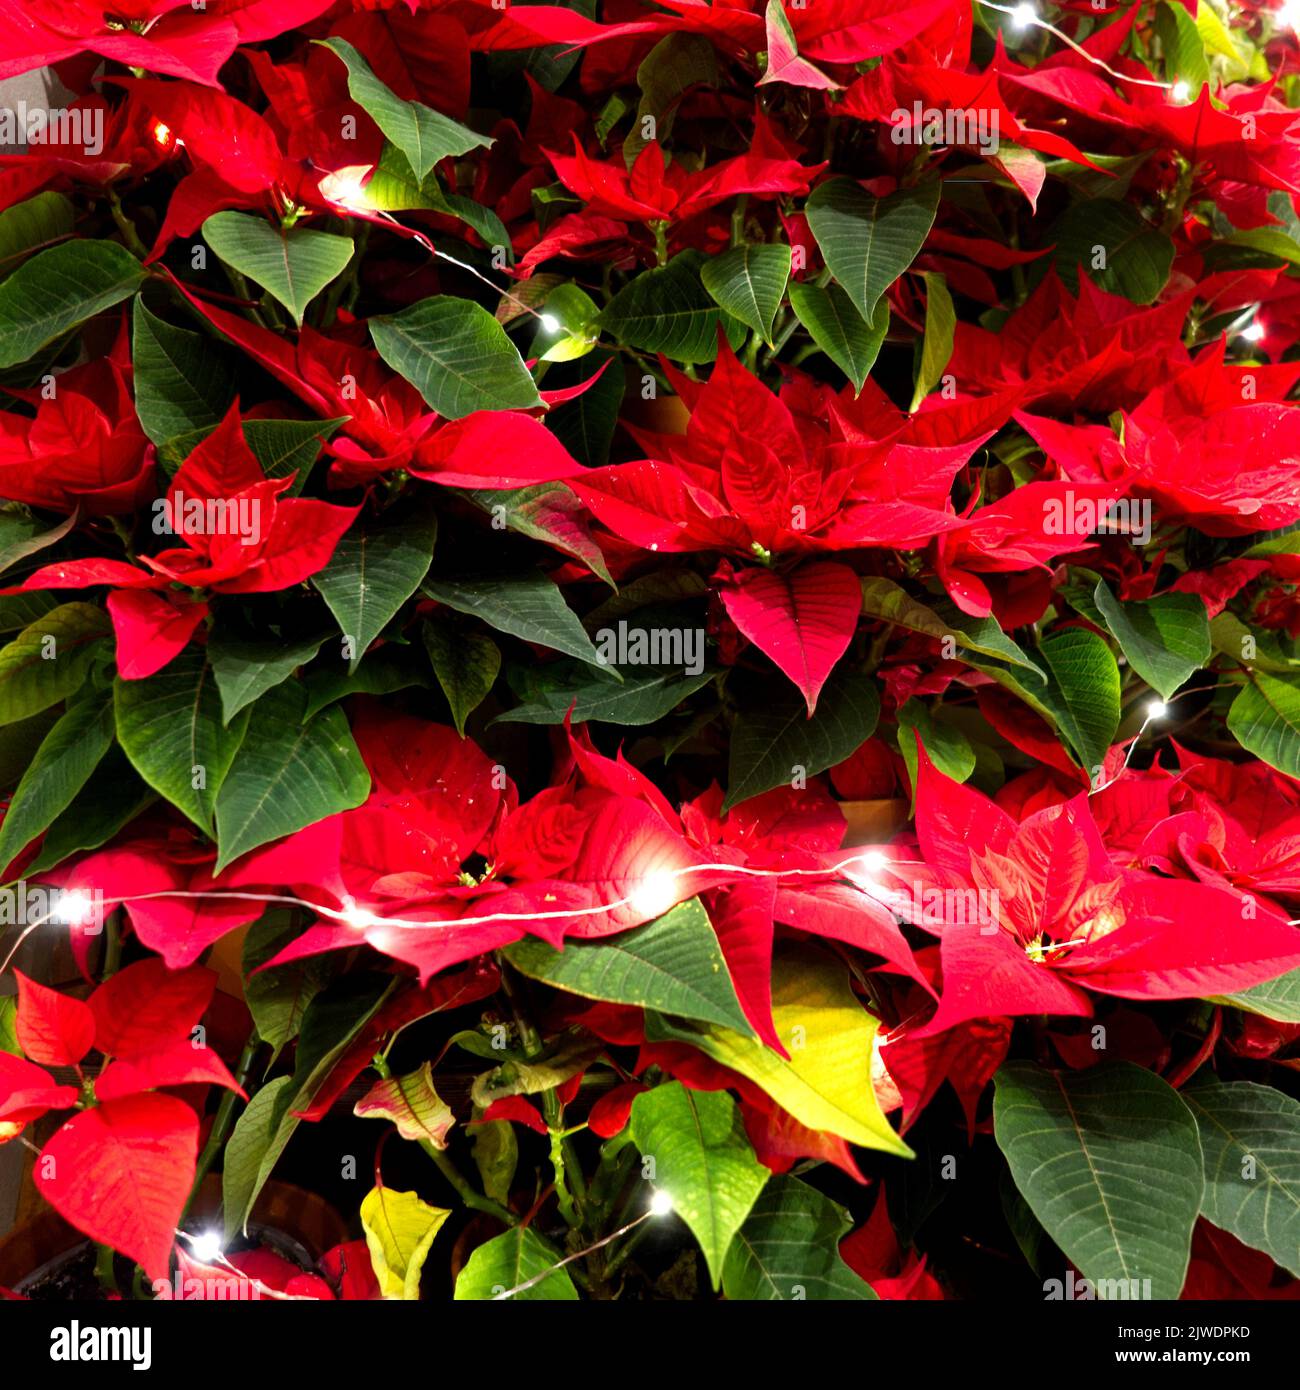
left=370, top=296, right=542, bottom=418
left=630, top=1081, right=770, bottom=1289
left=1182, top=1076, right=1300, bottom=1277
left=454, top=1227, right=578, bottom=1301
left=504, top=898, right=753, bottom=1034
left=722, top=1175, right=878, bottom=1301
left=994, top=1061, right=1203, bottom=1300
left=316, top=38, right=491, bottom=184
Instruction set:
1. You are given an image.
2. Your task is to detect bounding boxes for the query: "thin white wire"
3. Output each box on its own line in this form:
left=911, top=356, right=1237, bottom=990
left=0, top=851, right=914, bottom=977
left=977, top=0, right=1178, bottom=92
left=310, top=161, right=557, bottom=329
left=1088, top=686, right=1220, bottom=795
left=0, top=904, right=81, bottom=976
left=173, top=1231, right=320, bottom=1301
left=0, top=686, right=1267, bottom=961
left=492, top=1209, right=655, bottom=1299
left=370, top=208, right=555, bottom=329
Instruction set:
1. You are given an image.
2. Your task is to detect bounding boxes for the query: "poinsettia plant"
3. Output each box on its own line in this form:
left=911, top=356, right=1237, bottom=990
left=1, top=0, right=1300, bottom=1308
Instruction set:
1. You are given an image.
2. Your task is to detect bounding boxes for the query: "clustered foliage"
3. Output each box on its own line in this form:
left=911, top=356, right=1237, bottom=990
left=1, top=0, right=1300, bottom=1304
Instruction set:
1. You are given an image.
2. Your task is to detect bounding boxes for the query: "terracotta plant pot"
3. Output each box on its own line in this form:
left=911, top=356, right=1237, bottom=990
left=0, top=1176, right=348, bottom=1298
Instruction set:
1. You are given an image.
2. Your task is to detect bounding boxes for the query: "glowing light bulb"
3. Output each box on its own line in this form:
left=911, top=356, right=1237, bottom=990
left=318, top=165, right=374, bottom=212
left=188, top=1230, right=223, bottom=1263
left=628, top=869, right=679, bottom=919
left=152, top=120, right=172, bottom=147
left=845, top=850, right=911, bottom=916
left=55, top=890, right=95, bottom=928
left=1172, top=80, right=1192, bottom=103
left=339, top=898, right=377, bottom=930
left=1146, top=700, right=1168, bottom=721
left=539, top=312, right=561, bottom=333
left=845, top=850, right=888, bottom=892
left=1241, top=320, right=1266, bottom=343
left=1009, top=2, right=1037, bottom=27
left=649, top=1190, right=674, bottom=1217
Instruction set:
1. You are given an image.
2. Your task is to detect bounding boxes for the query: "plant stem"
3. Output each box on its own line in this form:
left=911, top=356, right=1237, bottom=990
left=545, top=1117, right=579, bottom=1225
left=342, top=221, right=370, bottom=316
left=321, top=221, right=370, bottom=326
left=106, top=188, right=148, bottom=260
left=498, top=961, right=585, bottom=1225
left=221, top=265, right=272, bottom=330
left=1162, top=156, right=1195, bottom=235
left=741, top=329, right=761, bottom=372
left=584, top=1134, right=636, bottom=1221
left=602, top=1216, right=654, bottom=1280
left=493, top=960, right=534, bottom=1047
left=765, top=267, right=825, bottom=365
left=100, top=910, right=122, bottom=979
left=541, top=1087, right=588, bottom=1225
left=182, top=1033, right=260, bottom=1222
left=764, top=308, right=800, bottom=364
left=420, top=1136, right=518, bottom=1225
left=94, top=1242, right=119, bottom=1295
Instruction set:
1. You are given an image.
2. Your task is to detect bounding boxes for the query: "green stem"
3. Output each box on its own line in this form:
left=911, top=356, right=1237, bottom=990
left=221, top=265, right=272, bottom=331
left=652, top=220, right=669, bottom=267
left=320, top=221, right=370, bottom=326
left=545, top=1121, right=579, bottom=1224
left=1010, top=245, right=1028, bottom=306
left=584, top=1135, right=636, bottom=1218
left=741, top=329, right=761, bottom=372
left=602, top=1217, right=653, bottom=1280
left=106, top=517, right=136, bottom=565
left=106, top=188, right=148, bottom=260
left=419, top=1136, right=518, bottom=1225
left=543, top=1088, right=588, bottom=1223
left=342, top=221, right=370, bottom=316
left=867, top=628, right=900, bottom=675
left=729, top=195, right=749, bottom=248
left=94, top=1242, right=119, bottom=1295
left=497, top=963, right=542, bottom=1055
left=182, top=1033, right=260, bottom=1222
left=99, top=910, right=122, bottom=980
left=1162, top=157, right=1195, bottom=235
left=498, top=961, right=584, bottom=1225
left=764, top=304, right=803, bottom=364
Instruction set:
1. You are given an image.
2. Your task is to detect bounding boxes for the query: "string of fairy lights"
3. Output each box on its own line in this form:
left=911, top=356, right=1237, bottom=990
left=0, top=637, right=1286, bottom=1300
left=977, top=1, right=1183, bottom=93
left=0, top=687, right=1225, bottom=982
left=0, top=849, right=911, bottom=977
left=308, top=1, right=1195, bottom=337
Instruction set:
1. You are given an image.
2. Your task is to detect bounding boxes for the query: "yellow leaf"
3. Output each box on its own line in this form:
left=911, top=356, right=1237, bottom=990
left=1194, top=2, right=1241, bottom=62
left=647, top=945, right=912, bottom=1157
left=360, top=1186, right=451, bottom=1300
